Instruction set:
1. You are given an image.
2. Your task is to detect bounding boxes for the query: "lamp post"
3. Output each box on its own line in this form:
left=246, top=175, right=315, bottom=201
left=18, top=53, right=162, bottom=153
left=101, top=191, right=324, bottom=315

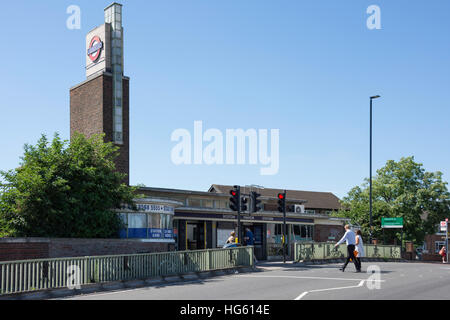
left=369, top=95, right=381, bottom=244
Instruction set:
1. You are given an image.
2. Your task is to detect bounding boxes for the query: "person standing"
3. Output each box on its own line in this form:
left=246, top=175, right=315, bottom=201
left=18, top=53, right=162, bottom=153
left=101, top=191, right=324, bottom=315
left=439, top=246, right=446, bottom=264
left=244, top=227, right=258, bottom=264
left=355, top=230, right=365, bottom=271
left=335, top=225, right=361, bottom=272
left=226, top=231, right=236, bottom=244
left=244, top=228, right=255, bottom=246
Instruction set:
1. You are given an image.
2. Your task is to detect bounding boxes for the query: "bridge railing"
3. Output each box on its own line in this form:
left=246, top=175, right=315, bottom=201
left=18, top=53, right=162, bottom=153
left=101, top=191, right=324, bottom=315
left=0, top=246, right=253, bottom=295
left=294, top=242, right=401, bottom=262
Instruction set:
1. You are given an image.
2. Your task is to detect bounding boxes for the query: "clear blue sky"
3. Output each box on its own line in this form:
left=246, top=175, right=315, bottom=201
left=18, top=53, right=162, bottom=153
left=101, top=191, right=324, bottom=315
left=1, top=0, right=449, bottom=198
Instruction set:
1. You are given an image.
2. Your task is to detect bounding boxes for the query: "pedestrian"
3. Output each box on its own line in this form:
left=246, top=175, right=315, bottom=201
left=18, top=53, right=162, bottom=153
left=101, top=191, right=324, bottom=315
left=439, top=246, right=446, bottom=264
left=355, top=230, right=365, bottom=271
left=244, top=228, right=255, bottom=246
left=226, top=231, right=236, bottom=244
left=335, top=225, right=361, bottom=272
left=244, top=227, right=258, bottom=264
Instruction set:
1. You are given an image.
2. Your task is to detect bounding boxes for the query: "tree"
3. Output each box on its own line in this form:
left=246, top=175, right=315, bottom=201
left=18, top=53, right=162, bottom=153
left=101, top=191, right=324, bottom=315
left=333, top=156, right=450, bottom=247
left=0, top=133, right=136, bottom=238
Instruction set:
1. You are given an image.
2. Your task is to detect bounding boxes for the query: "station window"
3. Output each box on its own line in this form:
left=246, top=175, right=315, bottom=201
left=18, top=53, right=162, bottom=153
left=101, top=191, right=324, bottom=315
left=292, top=225, right=313, bottom=240
left=160, top=214, right=173, bottom=229
left=215, top=201, right=227, bottom=209
left=435, top=241, right=446, bottom=253
left=127, top=213, right=146, bottom=228
left=149, top=213, right=161, bottom=229
left=202, top=199, right=213, bottom=208
left=188, top=199, right=201, bottom=207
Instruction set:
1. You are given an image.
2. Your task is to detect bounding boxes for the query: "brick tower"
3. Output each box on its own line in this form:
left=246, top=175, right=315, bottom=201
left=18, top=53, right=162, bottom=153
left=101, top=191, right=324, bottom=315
left=70, top=3, right=129, bottom=185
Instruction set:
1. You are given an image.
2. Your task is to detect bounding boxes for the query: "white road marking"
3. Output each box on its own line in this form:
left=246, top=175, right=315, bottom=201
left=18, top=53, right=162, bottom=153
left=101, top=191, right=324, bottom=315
left=238, top=275, right=384, bottom=282
left=295, top=292, right=309, bottom=300
left=295, top=280, right=366, bottom=300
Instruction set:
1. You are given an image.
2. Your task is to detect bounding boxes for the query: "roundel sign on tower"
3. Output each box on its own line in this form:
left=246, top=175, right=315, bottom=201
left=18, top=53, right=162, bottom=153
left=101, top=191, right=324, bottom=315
left=87, top=36, right=104, bottom=63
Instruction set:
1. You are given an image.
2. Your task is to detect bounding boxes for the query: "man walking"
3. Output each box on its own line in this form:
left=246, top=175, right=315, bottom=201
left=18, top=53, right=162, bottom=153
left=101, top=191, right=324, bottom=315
left=335, top=225, right=361, bottom=272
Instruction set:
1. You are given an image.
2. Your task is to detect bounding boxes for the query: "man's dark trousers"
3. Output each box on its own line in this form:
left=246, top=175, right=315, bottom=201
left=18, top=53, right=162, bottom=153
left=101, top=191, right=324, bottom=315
left=342, top=244, right=360, bottom=271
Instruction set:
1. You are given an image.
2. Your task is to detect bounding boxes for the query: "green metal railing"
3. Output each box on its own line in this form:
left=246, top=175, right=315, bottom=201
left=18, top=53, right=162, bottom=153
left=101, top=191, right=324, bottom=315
left=0, top=247, right=253, bottom=295
left=294, top=242, right=401, bottom=262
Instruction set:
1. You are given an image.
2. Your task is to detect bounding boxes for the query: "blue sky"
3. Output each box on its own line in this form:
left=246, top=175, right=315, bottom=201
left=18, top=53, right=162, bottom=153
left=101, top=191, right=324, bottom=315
left=0, top=0, right=449, bottom=198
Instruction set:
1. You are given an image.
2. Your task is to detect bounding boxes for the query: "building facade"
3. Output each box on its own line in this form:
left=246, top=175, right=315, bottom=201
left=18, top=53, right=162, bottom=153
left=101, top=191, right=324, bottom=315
left=126, top=185, right=347, bottom=261
left=68, top=3, right=350, bottom=261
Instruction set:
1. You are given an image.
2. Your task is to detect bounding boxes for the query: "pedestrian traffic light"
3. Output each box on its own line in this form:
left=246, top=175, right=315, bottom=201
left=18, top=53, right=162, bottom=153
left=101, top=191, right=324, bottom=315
left=229, top=188, right=240, bottom=212
left=241, top=197, right=248, bottom=212
left=251, top=191, right=262, bottom=213
left=277, top=192, right=286, bottom=213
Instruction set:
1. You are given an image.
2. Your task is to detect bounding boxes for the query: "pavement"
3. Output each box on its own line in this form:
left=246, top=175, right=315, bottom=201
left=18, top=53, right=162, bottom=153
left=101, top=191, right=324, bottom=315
left=61, top=261, right=450, bottom=300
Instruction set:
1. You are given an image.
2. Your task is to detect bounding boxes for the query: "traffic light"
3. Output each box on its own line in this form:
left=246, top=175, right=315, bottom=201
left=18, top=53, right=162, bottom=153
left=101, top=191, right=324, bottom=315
left=251, top=191, right=262, bottom=213
left=277, top=192, right=286, bottom=213
left=229, top=187, right=240, bottom=212
left=241, top=197, right=248, bottom=212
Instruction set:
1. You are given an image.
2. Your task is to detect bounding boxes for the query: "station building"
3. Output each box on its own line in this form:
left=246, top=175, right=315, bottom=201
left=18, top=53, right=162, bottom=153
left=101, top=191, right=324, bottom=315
left=117, top=185, right=347, bottom=261
left=69, top=3, right=349, bottom=261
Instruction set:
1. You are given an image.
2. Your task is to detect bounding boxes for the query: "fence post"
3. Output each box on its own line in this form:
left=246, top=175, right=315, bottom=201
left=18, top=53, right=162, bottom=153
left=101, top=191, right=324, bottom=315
left=207, top=250, right=211, bottom=271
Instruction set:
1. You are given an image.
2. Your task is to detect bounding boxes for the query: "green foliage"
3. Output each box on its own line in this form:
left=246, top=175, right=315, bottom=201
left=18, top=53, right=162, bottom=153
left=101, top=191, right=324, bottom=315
left=332, top=156, right=450, bottom=247
left=0, top=133, right=136, bottom=238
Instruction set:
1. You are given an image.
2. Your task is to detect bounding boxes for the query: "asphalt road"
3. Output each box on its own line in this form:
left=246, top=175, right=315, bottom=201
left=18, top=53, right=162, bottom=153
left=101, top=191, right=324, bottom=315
left=64, top=261, right=450, bottom=300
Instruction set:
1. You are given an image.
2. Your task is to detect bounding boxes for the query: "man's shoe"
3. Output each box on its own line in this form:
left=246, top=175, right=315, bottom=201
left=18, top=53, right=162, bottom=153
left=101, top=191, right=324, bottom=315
left=356, top=270, right=361, bottom=273
left=339, top=268, right=345, bottom=272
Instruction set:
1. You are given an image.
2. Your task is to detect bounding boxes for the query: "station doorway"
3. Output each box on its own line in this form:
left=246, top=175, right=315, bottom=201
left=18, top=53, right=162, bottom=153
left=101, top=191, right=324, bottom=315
left=243, top=223, right=266, bottom=261
left=175, top=219, right=213, bottom=251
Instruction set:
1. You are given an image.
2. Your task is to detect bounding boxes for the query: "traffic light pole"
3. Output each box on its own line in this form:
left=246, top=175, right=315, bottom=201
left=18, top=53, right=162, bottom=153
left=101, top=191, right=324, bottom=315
left=237, top=186, right=241, bottom=245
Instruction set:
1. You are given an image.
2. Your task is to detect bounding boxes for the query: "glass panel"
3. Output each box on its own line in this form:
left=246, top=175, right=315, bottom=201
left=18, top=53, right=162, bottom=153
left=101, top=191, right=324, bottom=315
left=202, top=200, right=213, bottom=208
left=115, top=132, right=123, bottom=142
left=215, top=201, right=225, bottom=209
left=301, top=225, right=307, bottom=238
left=119, top=213, right=127, bottom=225
left=149, top=214, right=161, bottom=229
left=189, top=199, right=201, bottom=207
left=128, top=214, right=146, bottom=228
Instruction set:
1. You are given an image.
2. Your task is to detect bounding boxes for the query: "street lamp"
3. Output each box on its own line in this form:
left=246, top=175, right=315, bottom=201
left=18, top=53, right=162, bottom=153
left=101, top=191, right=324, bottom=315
left=369, top=95, right=381, bottom=244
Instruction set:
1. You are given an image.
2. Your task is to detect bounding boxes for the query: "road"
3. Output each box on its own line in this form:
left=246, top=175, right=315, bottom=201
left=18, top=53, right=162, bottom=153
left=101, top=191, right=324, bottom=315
left=64, top=261, right=450, bottom=300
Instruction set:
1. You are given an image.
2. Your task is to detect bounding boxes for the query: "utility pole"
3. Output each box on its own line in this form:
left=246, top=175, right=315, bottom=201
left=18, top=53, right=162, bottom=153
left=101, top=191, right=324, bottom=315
left=446, top=218, right=449, bottom=264
left=369, top=95, right=381, bottom=243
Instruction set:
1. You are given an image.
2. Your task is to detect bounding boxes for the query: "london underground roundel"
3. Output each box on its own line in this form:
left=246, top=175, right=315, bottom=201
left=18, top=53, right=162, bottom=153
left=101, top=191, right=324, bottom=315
left=87, top=36, right=104, bottom=63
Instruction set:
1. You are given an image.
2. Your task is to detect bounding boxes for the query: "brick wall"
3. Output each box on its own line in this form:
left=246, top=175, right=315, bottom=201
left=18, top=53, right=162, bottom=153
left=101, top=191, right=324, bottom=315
left=0, top=239, right=49, bottom=261
left=70, top=73, right=129, bottom=185
left=0, top=238, right=174, bottom=261
left=422, top=253, right=444, bottom=262
left=424, top=234, right=447, bottom=254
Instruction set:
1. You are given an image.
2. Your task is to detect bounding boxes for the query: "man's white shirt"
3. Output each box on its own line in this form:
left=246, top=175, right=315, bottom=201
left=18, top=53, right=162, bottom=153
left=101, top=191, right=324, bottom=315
left=336, top=229, right=356, bottom=246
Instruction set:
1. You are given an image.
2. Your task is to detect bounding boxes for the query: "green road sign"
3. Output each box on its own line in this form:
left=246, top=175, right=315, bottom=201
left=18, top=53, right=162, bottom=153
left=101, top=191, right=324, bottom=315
left=381, top=217, right=403, bottom=229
